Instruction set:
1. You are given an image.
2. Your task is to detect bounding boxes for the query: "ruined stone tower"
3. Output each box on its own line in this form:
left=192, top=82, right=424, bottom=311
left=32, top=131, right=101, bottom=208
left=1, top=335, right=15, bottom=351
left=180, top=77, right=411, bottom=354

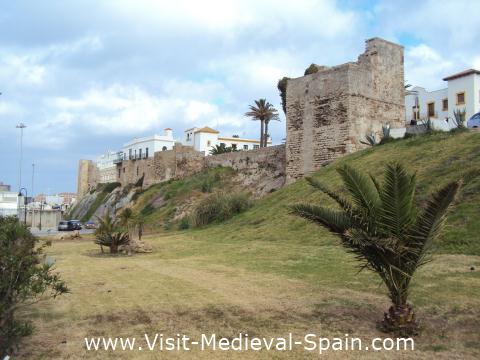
left=285, top=37, right=405, bottom=183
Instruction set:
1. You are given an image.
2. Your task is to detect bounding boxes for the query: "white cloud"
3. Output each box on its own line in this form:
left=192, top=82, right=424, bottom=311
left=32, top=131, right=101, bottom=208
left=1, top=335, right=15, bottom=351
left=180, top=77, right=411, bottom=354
left=405, top=44, right=454, bottom=90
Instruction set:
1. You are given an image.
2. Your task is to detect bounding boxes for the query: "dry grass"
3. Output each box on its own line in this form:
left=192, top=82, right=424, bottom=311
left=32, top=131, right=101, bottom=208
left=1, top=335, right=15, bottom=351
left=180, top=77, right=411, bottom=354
left=18, top=231, right=480, bottom=359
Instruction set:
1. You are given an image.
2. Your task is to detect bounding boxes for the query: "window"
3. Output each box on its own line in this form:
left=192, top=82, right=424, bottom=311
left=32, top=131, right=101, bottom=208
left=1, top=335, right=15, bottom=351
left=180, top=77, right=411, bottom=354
left=442, top=98, right=448, bottom=111
left=427, top=102, right=435, bottom=118
left=456, top=92, right=465, bottom=105
left=253, top=144, right=260, bottom=149
left=220, top=142, right=226, bottom=147
left=129, top=149, right=132, bottom=160
left=123, top=167, right=125, bottom=173
left=162, top=146, right=167, bottom=151
left=118, top=169, right=121, bottom=177
left=207, top=140, right=211, bottom=147
left=134, top=149, right=137, bottom=159
left=412, top=106, right=420, bottom=121
left=243, top=144, right=248, bottom=150
left=145, top=147, right=149, bottom=158
left=231, top=144, right=237, bottom=150
left=139, top=148, right=142, bottom=159
left=136, top=166, right=139, bottom=176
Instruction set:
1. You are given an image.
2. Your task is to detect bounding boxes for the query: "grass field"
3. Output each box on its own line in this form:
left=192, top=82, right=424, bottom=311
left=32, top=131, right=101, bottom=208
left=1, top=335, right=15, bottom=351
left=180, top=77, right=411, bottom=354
left=21, top=131, right=480, bottom=359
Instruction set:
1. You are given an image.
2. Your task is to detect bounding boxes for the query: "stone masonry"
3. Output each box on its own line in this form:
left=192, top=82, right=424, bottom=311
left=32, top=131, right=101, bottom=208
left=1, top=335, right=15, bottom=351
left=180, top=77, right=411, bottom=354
left=285, top=37, right=405, bottom=183
left=78, top=37, right=405, bottom=196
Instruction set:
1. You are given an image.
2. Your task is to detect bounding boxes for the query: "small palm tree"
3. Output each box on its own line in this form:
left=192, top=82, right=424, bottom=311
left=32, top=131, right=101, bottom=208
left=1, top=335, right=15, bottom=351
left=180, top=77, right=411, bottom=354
left=245, top=99, right=279, bottom=147
left=209, top=143, right=235, bottom=155
left=94, top=212, right=129, bottom=254
left=291, top=163, right=461, bottom=335
left=133, top=213, right=146, bottom=241
left=119, top=208, right=134, bottom=234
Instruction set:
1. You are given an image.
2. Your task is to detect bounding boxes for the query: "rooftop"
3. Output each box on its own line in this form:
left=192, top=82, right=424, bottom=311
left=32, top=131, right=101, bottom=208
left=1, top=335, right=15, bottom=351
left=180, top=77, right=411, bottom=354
left=443, top=68, right=480, bottom=81
left=194, top=126, right=220, bottom=134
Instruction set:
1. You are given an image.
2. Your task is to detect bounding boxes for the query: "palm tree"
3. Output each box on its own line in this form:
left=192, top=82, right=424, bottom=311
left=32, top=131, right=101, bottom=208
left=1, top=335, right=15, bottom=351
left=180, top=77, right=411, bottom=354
left=119, top=207, right=134, bottom=234
left=245, top=99, right=279, bottom=147
left=133, top=213, right=146, bottom=241
left=209, top=143, right=235, bottom=155
left=291, top=163, right=461, bottom=335
left=95, top=212, right=129, bottom=254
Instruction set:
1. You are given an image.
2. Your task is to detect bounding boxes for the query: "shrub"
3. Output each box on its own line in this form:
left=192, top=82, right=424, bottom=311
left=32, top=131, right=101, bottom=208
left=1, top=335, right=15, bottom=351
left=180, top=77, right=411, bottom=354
left=178, top=216, right=190, bottom=230
left=94, top=212, right=129, bottom=254
left=200, top=179, right=213, bottom=193
left=191, top=192, right=252, bottom=227
left=0, top=217, right=68, bottom=357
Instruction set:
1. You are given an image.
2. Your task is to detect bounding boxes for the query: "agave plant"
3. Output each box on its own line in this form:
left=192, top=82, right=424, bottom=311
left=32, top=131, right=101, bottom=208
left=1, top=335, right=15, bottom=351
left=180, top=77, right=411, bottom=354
left=360, top=132, right=377, bottom=146
left=452, top=108, right=466, bottom=129
left=291, top=163, right=461, bottom=335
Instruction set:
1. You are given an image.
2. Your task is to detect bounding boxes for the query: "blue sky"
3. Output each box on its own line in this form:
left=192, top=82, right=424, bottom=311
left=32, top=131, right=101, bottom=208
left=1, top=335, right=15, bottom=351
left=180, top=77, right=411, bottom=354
left=1, top=0, right=479, bottom=195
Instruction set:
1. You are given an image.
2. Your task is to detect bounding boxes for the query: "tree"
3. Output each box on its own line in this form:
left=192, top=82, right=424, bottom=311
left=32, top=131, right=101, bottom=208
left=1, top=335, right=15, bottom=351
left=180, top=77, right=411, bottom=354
left=94, top=212, right=129, bottom=254
left=119, top=208, right=135, bottom=234
left=1, top=216, right=68, bottom=357
left=133, top=213, right=146, bottom=241
left=277, top=77, right=290, bottom=114
left=245, top=99, right=279, bottom=147
left=209, top=143, right=235, bottom=155
left=291, top=163, right=461, bottom=335
left=304, top=63, right=320, bottom=75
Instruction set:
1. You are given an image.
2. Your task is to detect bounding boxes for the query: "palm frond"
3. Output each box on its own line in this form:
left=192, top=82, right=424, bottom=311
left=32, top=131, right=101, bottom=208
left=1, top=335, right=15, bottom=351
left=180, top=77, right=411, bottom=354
left=379, top=163, right=416, bottom=238
left=407, top=180, right=461, bottom=265
left=290, top=203, right=351, bottom=234
left=337, top=164, right=380, bottom=219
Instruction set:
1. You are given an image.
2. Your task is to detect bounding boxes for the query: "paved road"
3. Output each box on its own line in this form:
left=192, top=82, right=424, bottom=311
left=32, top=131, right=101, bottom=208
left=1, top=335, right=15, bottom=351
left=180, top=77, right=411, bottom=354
left=30, top=228, right=95, bottom=237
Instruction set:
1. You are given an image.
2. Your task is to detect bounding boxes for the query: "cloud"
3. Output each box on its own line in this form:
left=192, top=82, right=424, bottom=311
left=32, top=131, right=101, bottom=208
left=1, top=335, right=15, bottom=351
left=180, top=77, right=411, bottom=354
left=405, top=44, right=454, bottom=90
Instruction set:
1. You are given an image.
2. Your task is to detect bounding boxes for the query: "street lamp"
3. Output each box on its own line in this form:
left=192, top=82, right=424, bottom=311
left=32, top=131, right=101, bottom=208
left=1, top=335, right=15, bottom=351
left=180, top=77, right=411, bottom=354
left=18, top=187, right=28, bottom=225
left=16, top=123, right=27, bottom=191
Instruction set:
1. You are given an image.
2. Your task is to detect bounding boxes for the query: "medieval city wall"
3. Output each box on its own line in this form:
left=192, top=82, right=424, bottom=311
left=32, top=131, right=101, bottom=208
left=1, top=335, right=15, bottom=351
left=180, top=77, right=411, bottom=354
left=78, top=37, right=405, bottom=197
left=285, top=37, right=405, bottom=183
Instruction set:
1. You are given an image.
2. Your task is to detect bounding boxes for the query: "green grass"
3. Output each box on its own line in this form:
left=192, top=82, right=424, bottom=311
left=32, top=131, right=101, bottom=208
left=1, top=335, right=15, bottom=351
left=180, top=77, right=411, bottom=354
left=131, top=166, right=237, bottom=229
left=182, top=131, right=480, bottom=256
left=79, top=183, right=120, bottom=222
left=22, top=131, right=480, bottom=359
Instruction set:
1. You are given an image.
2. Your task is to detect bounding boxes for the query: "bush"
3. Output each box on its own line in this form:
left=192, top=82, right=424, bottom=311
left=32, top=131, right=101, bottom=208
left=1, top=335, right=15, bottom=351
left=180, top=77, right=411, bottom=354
left=191, top=192, right=252, bottom=227
left=0, top=217, right=68, bottom=357
left=178, top=216, right=190, bottom=230
left=200, top=179, right=213, bottom=193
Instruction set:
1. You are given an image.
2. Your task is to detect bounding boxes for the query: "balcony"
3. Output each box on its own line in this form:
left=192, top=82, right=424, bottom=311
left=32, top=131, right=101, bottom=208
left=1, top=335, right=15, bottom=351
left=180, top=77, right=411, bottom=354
left=112, top=151, right=124, bottom=164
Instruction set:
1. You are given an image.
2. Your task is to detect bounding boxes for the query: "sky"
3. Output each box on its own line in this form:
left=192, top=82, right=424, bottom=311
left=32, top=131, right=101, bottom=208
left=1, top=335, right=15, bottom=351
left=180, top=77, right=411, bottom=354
left=0, top=0, right=479, bottom=195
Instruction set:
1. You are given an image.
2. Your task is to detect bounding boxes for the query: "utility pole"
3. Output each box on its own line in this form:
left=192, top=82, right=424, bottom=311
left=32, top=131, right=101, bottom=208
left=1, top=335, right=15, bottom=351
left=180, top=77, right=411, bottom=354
left=16, top=123, right=27, bottom=191
left=31, top=163, right=35, bottom=199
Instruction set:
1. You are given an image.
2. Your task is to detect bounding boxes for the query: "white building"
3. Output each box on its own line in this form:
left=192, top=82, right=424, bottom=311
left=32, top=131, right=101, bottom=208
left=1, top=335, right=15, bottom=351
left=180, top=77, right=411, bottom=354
left=95, top=150, right=119, bottom=183
left=405, top=69, right=480, bottom=130
left=0, top=190, right=19, bottom=217
left=183, top=126, right=271, bottom=155
left=121, top=128, right=175, bottom=160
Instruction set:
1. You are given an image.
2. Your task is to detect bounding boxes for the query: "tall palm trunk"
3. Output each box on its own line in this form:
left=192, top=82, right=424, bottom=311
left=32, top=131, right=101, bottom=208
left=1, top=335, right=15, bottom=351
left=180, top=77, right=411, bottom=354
left=264, top=121, right=269, bottom=147
left=260, top=120, right=265, bottom=147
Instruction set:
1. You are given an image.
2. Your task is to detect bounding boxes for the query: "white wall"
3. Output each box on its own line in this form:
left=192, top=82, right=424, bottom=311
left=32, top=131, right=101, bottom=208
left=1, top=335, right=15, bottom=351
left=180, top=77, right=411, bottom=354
left=218, top=137, right=268, bottom=151
left=405, top=87, right=448, bottom=122
left=447, top=75, right=476, bottom=121
left=194, top=132, right=219, bottom=154
left=122, top=134, right=175, bottom=160
left=0, top=191, right=19, bottom=216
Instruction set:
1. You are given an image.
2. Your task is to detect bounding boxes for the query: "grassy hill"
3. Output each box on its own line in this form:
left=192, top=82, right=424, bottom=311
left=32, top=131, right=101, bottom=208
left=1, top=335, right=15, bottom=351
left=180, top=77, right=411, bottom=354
left=181, top=130, right=480, bottom=256
left=24, top=130, right=480, bottom=359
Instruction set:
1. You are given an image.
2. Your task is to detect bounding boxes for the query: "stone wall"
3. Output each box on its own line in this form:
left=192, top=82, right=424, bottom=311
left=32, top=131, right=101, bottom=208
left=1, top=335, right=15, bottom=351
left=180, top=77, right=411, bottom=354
left=285, top=37, right=405, bottom=183
left=205, top=145, right=286, bottom=196
left=77, top=160, right=98, bottom=197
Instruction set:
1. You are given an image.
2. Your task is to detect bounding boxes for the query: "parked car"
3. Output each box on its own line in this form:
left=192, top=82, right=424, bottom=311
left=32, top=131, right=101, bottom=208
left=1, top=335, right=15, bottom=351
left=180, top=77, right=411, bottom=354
left=58, top=220, right=75, bottom=231
left=69, top=220, right=82, bottom=230
left=467, top=112, right=480, bottom=128
left=84, top=221, right=96, bottom=229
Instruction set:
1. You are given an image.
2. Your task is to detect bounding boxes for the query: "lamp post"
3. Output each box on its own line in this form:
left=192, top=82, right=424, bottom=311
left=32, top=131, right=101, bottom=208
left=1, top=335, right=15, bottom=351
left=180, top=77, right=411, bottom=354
left=16, top=123, right=27, bottom=191
left=18, top=187, right=28, bottom=225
